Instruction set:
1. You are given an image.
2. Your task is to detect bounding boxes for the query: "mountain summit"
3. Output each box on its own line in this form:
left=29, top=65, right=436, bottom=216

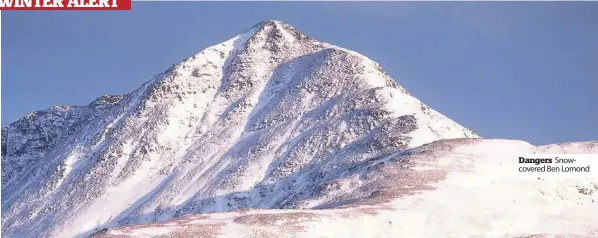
left=2, top=20, right=477, bottom=237
left=5, top=21, right=596, bottom=238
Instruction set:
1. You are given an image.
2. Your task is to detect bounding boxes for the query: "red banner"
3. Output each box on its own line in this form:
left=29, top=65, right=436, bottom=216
left=0, top=0, right=131, bottom=10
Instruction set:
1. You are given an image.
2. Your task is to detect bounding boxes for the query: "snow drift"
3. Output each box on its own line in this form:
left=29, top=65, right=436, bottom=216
left=92, top=139, right=598, bottom=238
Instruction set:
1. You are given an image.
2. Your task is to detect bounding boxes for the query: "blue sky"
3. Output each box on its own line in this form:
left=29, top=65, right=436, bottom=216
left=2, top=2, right=597, bottom=145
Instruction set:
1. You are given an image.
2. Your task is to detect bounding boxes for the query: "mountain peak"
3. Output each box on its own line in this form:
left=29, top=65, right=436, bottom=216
left=252, top=20, right=290, bottom=31
left=245, top=20, right=312, bottom=47
left=257, top=19, right=284, bottom=26
left=2, top=20, right=479, bottom=237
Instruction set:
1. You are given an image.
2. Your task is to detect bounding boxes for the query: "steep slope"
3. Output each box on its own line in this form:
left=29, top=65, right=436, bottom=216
left=1, top=20, right=480, bottom=237
left=93, top=139, right=598, bottom=238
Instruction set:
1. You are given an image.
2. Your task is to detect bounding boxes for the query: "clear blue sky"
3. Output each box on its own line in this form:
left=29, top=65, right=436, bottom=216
left=2, top=2, right=597, bottom=145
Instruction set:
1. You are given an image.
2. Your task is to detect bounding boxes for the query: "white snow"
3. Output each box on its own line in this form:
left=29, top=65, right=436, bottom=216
left=95, top=139, right=598, bottom=238
left=4, top=20, right=592, bottom=238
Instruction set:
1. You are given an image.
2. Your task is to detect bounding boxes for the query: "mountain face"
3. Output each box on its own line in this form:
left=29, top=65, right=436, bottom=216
left=2, top=20, right=478, bottom=237
left=3, top=20, right=595, bottom=238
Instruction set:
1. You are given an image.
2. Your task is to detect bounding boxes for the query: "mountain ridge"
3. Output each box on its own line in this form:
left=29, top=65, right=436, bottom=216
left=92, top=138, right=598, bottom=238
left=8, top=20, right=584, bottom=238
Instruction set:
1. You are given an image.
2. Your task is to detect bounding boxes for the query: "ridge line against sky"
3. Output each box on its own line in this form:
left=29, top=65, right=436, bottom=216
left=2, top=2, right=597, bottom=145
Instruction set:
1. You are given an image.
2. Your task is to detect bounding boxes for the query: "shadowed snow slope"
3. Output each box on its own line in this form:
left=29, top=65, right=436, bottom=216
left=4, top=21, right=591, bottom=238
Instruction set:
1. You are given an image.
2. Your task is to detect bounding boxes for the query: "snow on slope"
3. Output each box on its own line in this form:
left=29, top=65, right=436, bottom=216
left=3, top=20, right=483, bottom=238
left=92, top=139, right=598, bottom=238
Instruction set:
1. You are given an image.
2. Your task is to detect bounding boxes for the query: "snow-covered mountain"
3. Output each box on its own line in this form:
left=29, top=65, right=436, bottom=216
left=2, top=21, right=595, bottom=238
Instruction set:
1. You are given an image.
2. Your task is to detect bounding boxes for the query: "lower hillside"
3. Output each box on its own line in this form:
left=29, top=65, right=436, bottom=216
left=93, top=139, right=598, bottom=238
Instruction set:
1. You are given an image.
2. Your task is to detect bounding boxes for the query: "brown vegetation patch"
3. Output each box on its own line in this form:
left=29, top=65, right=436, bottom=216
left=233, top=212, right=319, bottom=226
